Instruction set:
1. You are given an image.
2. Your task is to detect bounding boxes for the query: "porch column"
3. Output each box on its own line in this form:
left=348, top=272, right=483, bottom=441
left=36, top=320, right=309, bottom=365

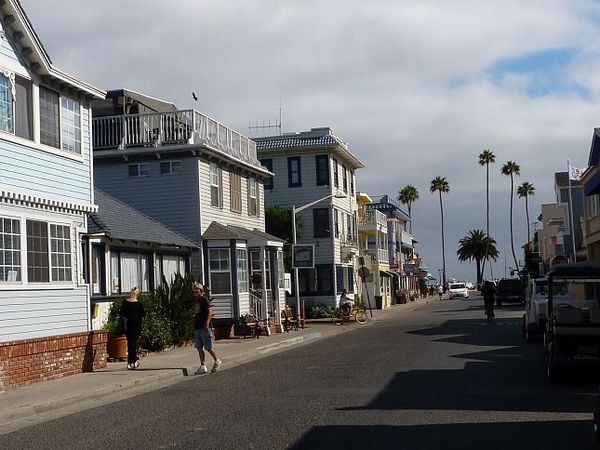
left=260, top=247, right=269, bottom=324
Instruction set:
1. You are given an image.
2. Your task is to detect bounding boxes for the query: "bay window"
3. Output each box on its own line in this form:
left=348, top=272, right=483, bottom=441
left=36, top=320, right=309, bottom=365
left=0, top=218, right=20, bottom=282
left=110, top=251, right=149, bottom=293
left=237, top=248, right=248, bottom=293
left=209, top=248, right=231, bottom=294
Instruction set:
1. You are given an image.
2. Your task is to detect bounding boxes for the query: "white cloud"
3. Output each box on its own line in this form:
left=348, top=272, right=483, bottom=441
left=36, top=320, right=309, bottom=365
left=20, top=0, right=600, bottom=280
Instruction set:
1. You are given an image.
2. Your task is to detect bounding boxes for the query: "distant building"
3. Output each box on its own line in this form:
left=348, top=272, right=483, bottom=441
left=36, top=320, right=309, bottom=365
left=255, top=128, right=365, bottom=308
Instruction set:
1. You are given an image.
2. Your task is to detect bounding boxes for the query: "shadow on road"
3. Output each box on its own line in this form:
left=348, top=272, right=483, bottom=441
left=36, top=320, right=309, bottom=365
left=289, top=421, right=596, bottom=450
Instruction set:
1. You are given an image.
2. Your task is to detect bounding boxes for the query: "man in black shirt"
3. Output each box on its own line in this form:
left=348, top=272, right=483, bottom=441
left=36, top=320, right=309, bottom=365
left=194, top=283, right=222, bottom=375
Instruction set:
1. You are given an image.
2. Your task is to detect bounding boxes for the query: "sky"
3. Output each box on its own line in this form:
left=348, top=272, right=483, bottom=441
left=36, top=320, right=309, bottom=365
left=21, top=0, right=600, bottom=283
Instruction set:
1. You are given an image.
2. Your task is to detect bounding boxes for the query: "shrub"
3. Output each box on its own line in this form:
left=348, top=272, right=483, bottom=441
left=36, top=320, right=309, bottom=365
left=139, top=294, right=172, bottom=351
left=154, top=272, right=197, bottom=345
left=308, top=304, right=333, bottom=319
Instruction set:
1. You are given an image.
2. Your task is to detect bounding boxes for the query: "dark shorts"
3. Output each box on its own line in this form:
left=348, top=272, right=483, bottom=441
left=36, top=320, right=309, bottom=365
left=195, top=329, right=213, bottom=351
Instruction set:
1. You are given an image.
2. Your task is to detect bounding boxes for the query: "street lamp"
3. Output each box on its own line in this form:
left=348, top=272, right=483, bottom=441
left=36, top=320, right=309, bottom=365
left=292, top=193, right=347, bottom=326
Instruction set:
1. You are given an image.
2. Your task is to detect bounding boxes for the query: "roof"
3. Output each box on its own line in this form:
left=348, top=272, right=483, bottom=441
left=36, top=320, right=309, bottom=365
left=548, top=262, right=600, bottom=278
left=7, top=1, right=105, bottom=99
left=105, top=89, right=179, bottom=113
left=202, top=222, right=284, bottom=244
left=88, top=189, right=198, bottom=249
left=368, top=194, right=411, bottom=221
left=589, top=128, right=600, bottom=166
left=255, top=127, right=365, bottom=169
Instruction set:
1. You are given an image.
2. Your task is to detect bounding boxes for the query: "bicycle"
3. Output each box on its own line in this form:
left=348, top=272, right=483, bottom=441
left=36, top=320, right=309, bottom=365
left=332, top=306, right=368, bottom=325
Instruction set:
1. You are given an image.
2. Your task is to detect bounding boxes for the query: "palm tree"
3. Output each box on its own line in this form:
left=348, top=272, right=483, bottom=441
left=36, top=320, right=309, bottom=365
left=478, top=149, right=496, bottom=275
left=517, top=181, right=535, bottom=247
left=430, top=176, right=450, bottom=286
left=398, top=185, right=419, bottom=233
left=501, top=161, right=521, bottom=270
left=457, top=229, right=500, bottom=285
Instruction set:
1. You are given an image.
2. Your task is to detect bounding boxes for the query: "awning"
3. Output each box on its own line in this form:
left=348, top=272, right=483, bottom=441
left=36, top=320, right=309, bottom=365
left=380, top=270, right=393, bottom=278
left=585, top=170, right=600, bottom=196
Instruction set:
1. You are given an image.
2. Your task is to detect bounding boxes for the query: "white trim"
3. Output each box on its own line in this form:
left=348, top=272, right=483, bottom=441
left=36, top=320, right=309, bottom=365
left=0, top=188, right=96, bottom=213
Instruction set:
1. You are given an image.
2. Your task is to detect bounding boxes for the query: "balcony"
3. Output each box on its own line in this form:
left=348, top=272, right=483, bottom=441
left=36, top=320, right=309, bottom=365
left=365, top=248, right=389, bottom=264
left=340, top=235, right=358, bottom=262
left=358, top=208, right=387, bottom=233
left=92, top=110, right=258, bottom=164
left=401, top=230, right=413, bottom=247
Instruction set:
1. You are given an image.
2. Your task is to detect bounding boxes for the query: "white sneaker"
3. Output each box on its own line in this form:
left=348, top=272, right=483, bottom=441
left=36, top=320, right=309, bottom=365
left=195, top=365, right=208, bottom=375
left=211, top=359, right=222, bottom=373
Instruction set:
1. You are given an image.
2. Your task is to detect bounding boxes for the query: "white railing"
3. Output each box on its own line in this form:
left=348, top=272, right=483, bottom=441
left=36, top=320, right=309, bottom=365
left=249, top=291, right=266, bottom=320
left=365, top=248, right=389, bottom=264
left=93, top=109, right=258, bottom=164
left=357, top=208, right=387, bottom=229
left=401, top=230, right=413, bottom=245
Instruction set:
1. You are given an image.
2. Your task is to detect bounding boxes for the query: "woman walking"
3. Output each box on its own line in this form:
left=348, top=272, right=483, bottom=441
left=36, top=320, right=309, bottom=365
left=120, top=287, right=145, bottom=370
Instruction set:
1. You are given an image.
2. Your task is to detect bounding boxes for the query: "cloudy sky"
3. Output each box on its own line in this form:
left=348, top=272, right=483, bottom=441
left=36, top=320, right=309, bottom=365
left=22, top=0, right=600, bottom=282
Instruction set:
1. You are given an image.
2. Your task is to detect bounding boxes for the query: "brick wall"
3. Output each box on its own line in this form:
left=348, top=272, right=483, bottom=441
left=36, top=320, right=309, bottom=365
left=0, top=330, right=108, bottom=394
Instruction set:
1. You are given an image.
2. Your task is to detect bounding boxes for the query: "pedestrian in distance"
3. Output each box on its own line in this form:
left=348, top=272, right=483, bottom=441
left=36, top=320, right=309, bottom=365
left=437, top=284, right=443, bottom=300
left=482, top=280, right=496, bottom=322
left=120, top=287, right=145, bottom=370
left=194, top=283, right=222, bottom=375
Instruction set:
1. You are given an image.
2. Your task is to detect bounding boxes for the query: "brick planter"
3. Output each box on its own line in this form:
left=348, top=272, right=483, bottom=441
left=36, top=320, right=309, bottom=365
left=0, top=330, right=108, bottom=394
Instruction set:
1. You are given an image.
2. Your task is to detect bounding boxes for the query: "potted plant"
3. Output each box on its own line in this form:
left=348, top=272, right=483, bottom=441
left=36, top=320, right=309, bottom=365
left=104, top=301, right=127, bottom=361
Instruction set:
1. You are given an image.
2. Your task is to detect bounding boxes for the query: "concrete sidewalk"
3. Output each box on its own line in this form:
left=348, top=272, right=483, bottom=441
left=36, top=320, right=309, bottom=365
left=0, top=297, right=433, bottom=434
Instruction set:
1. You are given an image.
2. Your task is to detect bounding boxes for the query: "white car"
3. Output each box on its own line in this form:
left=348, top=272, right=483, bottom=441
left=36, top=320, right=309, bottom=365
left=523, top=278, right=547, bottom=342
left=465, top=281, right=475, bottom=290
left=448, top=282, right=469, bottom=299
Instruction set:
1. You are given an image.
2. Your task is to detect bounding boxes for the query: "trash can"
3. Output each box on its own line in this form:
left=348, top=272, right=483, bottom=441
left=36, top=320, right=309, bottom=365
left=375, top=295, right=383, bottom=309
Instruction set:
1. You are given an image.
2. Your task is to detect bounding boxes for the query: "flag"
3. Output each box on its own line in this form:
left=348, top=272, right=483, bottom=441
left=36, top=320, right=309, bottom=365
left=568, top=162, right=584, bottom=181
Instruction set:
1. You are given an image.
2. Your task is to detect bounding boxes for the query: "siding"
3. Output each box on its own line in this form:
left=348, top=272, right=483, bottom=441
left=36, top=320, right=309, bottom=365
left=94, top=158, right=201, bottom=244
left=198, top=159, right=265, bottom=234
left=0, top=287, right=89, bottom=341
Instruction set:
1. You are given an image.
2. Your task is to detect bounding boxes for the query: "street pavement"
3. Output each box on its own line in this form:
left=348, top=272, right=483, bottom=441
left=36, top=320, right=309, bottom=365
left=1, top=293, right=599, bottom=449
left=0, top=295, right=428, bottom=436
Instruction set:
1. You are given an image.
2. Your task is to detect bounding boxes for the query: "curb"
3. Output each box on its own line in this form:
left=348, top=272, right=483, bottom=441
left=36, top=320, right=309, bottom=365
left=256, top=332, right=322, bottom=353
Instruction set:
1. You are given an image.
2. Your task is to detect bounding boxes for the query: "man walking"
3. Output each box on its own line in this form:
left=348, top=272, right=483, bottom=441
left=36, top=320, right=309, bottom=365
left=194, top=283, right=222, bottom=375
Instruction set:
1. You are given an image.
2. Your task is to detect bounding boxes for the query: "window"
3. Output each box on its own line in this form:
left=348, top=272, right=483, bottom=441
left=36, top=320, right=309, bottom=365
left=128, top=163, right=150, bottom=177
left=249, top=248, right=270, bottom=290
left=260, top=159, right=273, bottom=190
left=210, top=163, right=222, bottom=207
left=160, top=255, right=186, bottom=283
left=209, top=248, right=231, bottom=294
left=287, top=156, right=301, bottom=187
left=333, top=159, right=339, bottom=187
left=334, top=209, right=339, bottom=238
left=0, top=217, right=20, bottom=282
left=315, top=155, right=329, bottom=186
left=336, top=265, right=355, bottom=294
left=277, top=250, right=285, bottom=288
left=39, top=87, right=81, bottom=153
left=15, top=76, right=32, bottom=140
left=248, top=177, right=258, bottom=216
left=61, top=97, right=81, bottom=153
left=39, top=87, right=59, bottom=148
left=299, top=264, right=332, bottom=295
left=111, top=251, right=149, bottom=293
left=350, top=171, right=355, bottom=194
left=237, top=248, right=248, bottom=293
left=26, top=220, right=49, bottom=282
left=230, top=172, right=242, bottom=213
left=50, top=224, right=72, bottom=281
left=343, top=166, right=348, bottom=193
left=346, top=212, right=352, bottom=238
left=160, top=160, right=182, bottom=175
left=0, top=72, right=13, bottom=133
left=313, top=208, right=330, bottom=238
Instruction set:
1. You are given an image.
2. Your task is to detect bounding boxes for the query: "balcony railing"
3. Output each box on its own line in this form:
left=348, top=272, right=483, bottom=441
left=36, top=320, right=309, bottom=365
left=366, top=248, right=389, bottom=264
left=93, top=109, right=258, bottom=164
left=401, top=230, right=413, bottom=245
left=358, top=208, right=387, bottom=230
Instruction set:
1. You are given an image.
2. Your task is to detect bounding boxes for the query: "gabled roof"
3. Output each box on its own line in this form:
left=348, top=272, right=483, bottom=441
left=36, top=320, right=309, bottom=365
left=255, top=127, right=365, bottom=169
left=202, top=222, right=284, bottom=244
left=589, top=128, right=600, bottom=167
left=88, top=189, right=198, bottom=249
left=6, top=0, right=104, bottom=99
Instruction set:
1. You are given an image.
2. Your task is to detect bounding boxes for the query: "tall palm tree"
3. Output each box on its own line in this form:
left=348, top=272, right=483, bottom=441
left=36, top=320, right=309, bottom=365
left=398, top=185, right=419, bottom=233
left=457, top=229, right=500, bottom=285
left=501, top=161, right=521, bottom=271
left=430, top=176, right=450, bottom=286
left=517, top=181, right=535, bottom=247
left=478, top=149, right=496, bottom=275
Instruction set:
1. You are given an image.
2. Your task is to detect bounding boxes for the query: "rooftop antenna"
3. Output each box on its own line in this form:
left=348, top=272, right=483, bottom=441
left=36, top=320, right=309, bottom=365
left=248, top=105, right=282, bottom=137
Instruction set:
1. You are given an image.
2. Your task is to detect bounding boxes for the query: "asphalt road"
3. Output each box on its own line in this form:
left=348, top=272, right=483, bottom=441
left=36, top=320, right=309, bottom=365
left=1, top=295, right=599, bottom=450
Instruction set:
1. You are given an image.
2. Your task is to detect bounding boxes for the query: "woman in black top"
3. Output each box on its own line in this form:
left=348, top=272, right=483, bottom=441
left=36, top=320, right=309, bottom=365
left=120, top=287, right=145, bottom=369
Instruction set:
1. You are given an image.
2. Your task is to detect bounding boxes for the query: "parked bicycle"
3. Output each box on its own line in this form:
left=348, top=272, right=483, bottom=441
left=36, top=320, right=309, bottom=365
left=332, top=305, right=368, bottom=325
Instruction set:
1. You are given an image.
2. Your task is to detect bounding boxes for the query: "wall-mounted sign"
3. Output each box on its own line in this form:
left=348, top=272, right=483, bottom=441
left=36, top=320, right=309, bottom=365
left=292, top=244, right=315, bottom=269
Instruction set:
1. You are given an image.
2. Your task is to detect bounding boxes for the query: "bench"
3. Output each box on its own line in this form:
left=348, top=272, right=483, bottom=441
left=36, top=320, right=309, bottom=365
left=239, top=313, right=270, bottom=338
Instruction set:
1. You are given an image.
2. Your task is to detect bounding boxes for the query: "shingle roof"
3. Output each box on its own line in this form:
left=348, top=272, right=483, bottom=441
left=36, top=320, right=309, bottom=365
left=255, top=134, right=339, bottom=150
left=88, top=189, right=198, bottom=248
left=202, top=222, right=284, bottom=243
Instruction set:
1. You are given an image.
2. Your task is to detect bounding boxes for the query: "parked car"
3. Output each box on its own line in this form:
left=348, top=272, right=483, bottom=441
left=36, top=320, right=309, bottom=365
left=448, top=282, right=469, bottom=299
left=544, top=263, right=600, bottom=383
left=494, top=278, right=525, bottom=306
left=522, top=277, right=548, bottom=342
left=465, top=281, right=475, bottom=290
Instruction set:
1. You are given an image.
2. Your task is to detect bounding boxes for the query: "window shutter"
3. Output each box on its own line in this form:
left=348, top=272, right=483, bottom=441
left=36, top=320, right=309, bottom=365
left=218, top=167, right=223, bottom=208
left=246, top=177, right=251, bottom=216
left=256, top=181, right=261, bottom=218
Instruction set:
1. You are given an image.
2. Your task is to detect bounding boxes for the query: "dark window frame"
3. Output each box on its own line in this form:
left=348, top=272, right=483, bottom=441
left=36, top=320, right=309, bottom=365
left=287, top=156, right=302, bottom=187
left=333, top=158, right=339, bottom=187
left=315, top=154, right=329, bottom=186
left=299, top=264, right=333, bottom=296
left=313, top=208, right=331, bottom=238
left=260, top=158, right=273, bottom=190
